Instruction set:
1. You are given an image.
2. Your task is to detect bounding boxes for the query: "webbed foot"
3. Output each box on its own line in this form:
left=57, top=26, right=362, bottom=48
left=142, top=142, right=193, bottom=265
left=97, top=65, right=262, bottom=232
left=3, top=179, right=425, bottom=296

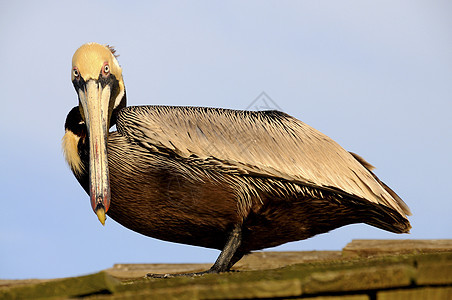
left=146, top=269, right=218, bottom=278
left=146, top=225, right=243, bottom=279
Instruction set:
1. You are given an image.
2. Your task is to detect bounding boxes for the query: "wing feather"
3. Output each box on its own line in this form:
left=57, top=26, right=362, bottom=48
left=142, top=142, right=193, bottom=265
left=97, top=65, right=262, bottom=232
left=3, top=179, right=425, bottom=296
left=116, top=105, right=410, bottom=217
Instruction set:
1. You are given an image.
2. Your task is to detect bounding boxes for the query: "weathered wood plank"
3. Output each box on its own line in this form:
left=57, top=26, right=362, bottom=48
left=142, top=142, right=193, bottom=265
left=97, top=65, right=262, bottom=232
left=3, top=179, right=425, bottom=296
left=2, top=240, right=452, bottom=299
left=301, top=265, right=414, bottom=294
left=378, top=286, right=452, bottom=300
left=343, top=239, right=452, bottom=257
left=0, top=271, right=119, bottom=299
left=416, top=261, right=452, bottom=285
left=105, top=251, right=342, bottom=279
left=198, top=279, right=302, bottom=299
left=301, top=295, right=369, bottom=300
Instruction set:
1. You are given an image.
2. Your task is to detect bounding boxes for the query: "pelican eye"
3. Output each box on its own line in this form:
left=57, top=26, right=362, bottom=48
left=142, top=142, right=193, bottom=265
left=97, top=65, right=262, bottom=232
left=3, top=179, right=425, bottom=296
left=103, top=63, right=110, bottom=75
left=73, top=68, right=80, bottom=78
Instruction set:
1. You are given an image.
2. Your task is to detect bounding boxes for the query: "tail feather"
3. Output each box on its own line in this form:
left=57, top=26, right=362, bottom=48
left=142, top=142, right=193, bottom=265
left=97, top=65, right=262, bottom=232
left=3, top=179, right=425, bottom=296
left=349, top=152, right=411, bottom=217
left=362, top=201, right=412, bottom=233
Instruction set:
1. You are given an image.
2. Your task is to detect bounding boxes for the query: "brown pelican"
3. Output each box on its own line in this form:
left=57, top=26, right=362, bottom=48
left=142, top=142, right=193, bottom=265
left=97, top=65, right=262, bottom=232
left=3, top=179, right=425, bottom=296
left=62, top=42, right=411, bottom=276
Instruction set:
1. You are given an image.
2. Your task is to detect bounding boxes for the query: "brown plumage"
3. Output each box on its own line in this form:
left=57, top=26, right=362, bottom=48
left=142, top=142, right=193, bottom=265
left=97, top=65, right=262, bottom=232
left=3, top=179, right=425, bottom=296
left=63, top=43, right=411, bottom=276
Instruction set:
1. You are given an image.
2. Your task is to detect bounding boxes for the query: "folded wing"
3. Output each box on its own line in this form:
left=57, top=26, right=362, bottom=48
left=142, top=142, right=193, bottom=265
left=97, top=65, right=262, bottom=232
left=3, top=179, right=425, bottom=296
left=117, top=105, right=410, bottom=218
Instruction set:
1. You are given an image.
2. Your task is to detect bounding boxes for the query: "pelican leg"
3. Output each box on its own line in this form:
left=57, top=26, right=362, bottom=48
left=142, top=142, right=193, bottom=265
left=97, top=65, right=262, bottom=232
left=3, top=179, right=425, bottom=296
left=146, top=225, right=243, bottom=278
left=208, top=224, right=243, bottom=273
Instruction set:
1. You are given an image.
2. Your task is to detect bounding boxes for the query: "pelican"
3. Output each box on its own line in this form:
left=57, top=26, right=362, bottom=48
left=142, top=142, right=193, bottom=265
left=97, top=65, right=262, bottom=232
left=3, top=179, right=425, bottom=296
left=63, top=42, right=411, bottom=276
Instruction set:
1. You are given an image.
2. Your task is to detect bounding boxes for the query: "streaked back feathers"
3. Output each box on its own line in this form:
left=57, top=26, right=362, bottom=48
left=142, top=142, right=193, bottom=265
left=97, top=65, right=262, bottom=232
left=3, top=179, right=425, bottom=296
left=116, top=105, right=410, bottom=218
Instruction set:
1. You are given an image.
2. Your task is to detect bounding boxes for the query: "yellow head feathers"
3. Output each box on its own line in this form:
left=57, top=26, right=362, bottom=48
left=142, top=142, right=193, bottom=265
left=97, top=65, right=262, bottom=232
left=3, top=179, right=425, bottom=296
left=72, top=42, right=122, bottom=81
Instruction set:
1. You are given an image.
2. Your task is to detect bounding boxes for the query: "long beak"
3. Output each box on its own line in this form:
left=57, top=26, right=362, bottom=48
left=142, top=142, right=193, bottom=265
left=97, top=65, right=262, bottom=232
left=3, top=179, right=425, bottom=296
left=79, top=80, right=111, bottom=225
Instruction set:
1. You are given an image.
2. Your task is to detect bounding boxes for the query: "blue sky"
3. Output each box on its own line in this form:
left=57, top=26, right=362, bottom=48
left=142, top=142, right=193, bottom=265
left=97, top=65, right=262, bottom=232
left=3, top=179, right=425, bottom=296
left=1, top=0, right=451, bottom=279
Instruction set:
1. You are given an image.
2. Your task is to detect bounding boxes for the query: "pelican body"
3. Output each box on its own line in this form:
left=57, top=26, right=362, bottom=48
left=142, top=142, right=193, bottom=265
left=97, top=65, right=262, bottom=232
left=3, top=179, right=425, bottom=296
left=63, top=43, right=411, bottom=275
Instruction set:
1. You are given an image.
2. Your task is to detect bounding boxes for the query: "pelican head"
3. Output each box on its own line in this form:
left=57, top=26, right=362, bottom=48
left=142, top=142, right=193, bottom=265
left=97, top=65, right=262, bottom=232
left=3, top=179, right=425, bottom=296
left=71, top=42, right=126, bottom=224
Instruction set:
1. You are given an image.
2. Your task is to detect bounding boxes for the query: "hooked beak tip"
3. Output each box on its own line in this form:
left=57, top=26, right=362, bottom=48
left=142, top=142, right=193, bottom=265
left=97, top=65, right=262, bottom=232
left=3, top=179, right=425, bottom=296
left=96, top=207, right=106, bottom=226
